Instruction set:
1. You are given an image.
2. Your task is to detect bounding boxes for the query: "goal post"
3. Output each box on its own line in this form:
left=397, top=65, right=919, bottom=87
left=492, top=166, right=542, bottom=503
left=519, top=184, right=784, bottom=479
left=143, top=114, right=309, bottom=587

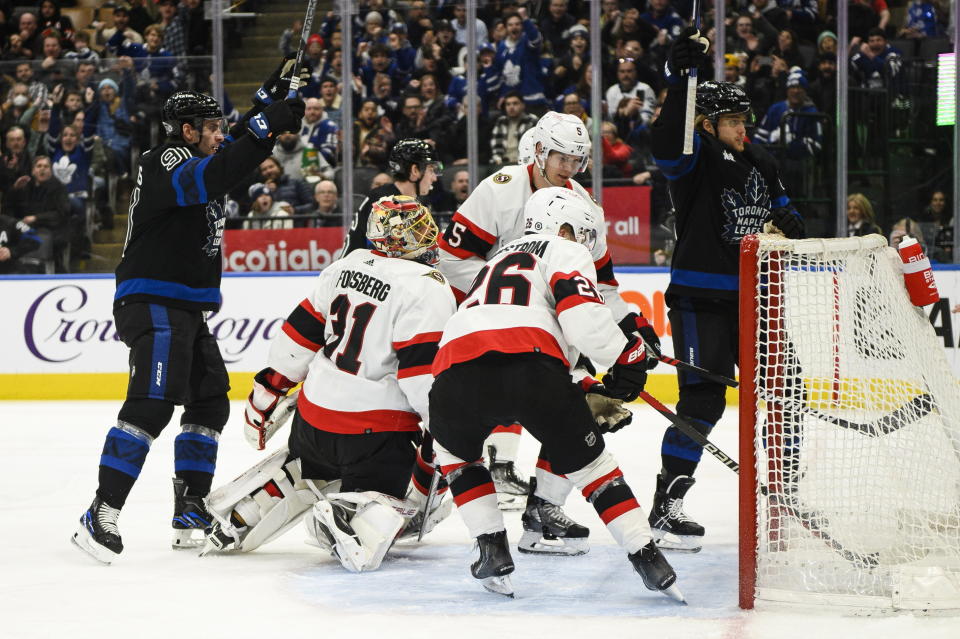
left=738, top=233, right=960, bottom=613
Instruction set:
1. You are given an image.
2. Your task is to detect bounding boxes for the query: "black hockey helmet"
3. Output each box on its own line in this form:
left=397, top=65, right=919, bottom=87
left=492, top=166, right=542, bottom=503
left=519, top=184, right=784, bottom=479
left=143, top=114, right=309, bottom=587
left=695, top=81, right=752, bottom=122
left=162, top=91, right=224, bottom=138
left=388, top=138, right=441, bottom=181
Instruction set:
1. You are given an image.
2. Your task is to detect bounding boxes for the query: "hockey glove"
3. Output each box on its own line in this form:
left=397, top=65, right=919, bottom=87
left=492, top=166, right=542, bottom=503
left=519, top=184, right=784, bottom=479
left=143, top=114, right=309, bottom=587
left=667, top=27, right=710, bottom=79
left=601, top=336, right=649, bottom=402
left=254, top=56, right=310, bottom=107
left=617, top=312, right=662, bottom=370
left=244, top=367, right=297, bottom=450
left=768, top=207, right=805, bottom=239
left=246, top=98, right=306, bottom=141
left=584, top=380, right=633, bottom=433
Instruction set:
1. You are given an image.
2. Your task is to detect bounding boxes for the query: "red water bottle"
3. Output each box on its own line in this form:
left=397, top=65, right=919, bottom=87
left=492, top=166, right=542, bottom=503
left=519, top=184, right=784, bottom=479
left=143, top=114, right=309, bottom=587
left=898, top=236, right=940, bottom=307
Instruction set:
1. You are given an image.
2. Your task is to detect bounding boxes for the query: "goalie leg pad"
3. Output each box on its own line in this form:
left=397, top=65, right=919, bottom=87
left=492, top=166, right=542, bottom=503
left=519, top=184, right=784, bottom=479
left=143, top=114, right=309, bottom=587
left=310, top=492, right=405, bottom=572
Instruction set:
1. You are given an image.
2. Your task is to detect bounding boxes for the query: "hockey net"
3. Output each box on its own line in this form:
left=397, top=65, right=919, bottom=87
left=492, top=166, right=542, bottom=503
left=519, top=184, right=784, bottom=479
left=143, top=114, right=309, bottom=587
left=738, top=234, right=960, bottom=613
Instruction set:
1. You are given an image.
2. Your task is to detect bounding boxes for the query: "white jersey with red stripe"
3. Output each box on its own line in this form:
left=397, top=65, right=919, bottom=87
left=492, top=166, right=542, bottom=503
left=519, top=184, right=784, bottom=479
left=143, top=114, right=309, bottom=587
left=437, top=163, right=628, bottom=321
left=267, top=249, right=457, bottom=434
left=433, top=233, right=629, bottom=377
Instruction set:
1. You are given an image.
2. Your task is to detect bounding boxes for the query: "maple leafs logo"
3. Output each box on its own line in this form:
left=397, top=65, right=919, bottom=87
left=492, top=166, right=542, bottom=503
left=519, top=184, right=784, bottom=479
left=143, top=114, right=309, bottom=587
left=720, top=167, right=771, bottom=243
left=53, top=155, right=77, bottom=185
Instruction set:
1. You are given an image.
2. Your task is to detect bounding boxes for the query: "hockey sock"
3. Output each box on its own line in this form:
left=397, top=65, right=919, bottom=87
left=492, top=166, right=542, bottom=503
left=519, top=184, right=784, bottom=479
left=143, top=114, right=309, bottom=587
left=439, top=461, right=504, bottom=538
left=661, top=416, right=715, bottom=477
left=485, top=425, right=522, bottom=463
left=534, top=456, right=573, bottom=506
left=174, top=425, right=220, bottom=497
left=97, top=421, right=155, bottom=509
left=409, top=432, right=448, bottom=504
left=567, top=452, right=650, bottom=554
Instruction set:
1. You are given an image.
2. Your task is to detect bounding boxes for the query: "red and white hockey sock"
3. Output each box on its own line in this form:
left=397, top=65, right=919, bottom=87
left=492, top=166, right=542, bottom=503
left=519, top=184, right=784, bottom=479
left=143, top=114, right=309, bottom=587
left=436, top=444, right=503, bottom=538
left=534, top=458, right=574, bottom=506
left=485, top=425, right=522, bottom=464
left=567, top=452, right=651, bottom=554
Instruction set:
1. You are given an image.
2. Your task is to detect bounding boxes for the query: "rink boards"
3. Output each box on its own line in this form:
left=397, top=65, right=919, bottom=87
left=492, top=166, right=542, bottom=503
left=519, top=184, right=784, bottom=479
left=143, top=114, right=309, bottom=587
left=1, top=267, right=958, bottom=400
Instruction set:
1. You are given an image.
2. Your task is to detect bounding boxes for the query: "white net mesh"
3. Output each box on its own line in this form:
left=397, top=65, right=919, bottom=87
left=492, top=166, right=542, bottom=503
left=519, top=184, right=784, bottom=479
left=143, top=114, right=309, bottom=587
left=747, top=234, right=960, bottom=611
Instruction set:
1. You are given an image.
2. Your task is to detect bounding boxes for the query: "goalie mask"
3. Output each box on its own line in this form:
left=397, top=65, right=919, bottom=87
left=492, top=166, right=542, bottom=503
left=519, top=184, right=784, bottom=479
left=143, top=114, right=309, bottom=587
left=366, top=195, right=440, bottom=265
left=524, top=187, right=598, bottom=251
left=533, top=111, right=591, bottom=174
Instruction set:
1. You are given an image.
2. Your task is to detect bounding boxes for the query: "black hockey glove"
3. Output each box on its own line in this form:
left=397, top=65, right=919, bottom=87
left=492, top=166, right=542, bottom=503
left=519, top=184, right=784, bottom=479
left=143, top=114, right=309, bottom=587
left=255, top=56, right=311, bottom=106
left=769, top=207, right=805, bottom=239
left=667, top=27, right=710, bottom=78
left=600, top=336, right=649, bottom=402
left=617, top=312, right=661, bottom=371
left=584, top=382, right=633, bottom=433
left=247, top=98, right=306, bottom=141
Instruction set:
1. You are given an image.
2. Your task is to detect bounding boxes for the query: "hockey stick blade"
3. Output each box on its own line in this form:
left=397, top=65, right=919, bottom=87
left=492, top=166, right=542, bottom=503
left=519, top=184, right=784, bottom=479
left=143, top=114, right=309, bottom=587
left=761, top=392, right=935, bottom=437
left=417, top=465, right=442, bottom=542
left=651, top=351, right=738, bottom=388
left=638, top=391, right=739, bottom=474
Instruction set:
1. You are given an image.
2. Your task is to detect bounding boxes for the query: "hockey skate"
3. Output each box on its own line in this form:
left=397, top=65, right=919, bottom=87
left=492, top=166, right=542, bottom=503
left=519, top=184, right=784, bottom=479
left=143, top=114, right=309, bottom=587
left=518, top=480, right=590, bottom=556
left=72, top=496, right=123, bottom=564
left=629, top=540, right=686, bottom=603
left=648, top=473, right=704, bottom=553
left=171, top=478, right=214, bottom=549
left=472, top=530, right=515, bottom=598
left=488, top=445, right=528, bottom=511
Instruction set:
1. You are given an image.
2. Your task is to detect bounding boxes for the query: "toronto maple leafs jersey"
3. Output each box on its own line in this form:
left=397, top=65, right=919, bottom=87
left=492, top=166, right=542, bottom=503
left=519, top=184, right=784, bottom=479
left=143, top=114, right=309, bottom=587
left=435, top=234, right=628, bottom=377
left=114, top=135, right=274, bottom=311
left=437, top=163, right=629, bottom=321
left=268, top=249, right=457, bottom=434
left=651, top=83, right=797, bottom=301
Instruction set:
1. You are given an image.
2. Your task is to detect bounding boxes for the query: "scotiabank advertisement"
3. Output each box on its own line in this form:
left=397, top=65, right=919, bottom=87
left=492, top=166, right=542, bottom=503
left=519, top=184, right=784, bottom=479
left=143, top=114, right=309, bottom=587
left=222, top=228, right=345, bottom=272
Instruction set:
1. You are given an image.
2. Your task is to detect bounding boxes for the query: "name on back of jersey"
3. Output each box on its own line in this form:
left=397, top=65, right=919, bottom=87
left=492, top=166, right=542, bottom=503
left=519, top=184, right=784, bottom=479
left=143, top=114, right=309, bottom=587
left=495, top=238, right=548, bottom=258
left=337, top=268, right=391, bottom=301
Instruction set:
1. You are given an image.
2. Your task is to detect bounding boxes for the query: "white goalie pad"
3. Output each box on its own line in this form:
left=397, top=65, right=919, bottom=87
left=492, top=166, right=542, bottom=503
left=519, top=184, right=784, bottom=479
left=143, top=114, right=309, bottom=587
left=308, top=492, right=406, bottom=572
left=203, top=445, right=339, bottom=553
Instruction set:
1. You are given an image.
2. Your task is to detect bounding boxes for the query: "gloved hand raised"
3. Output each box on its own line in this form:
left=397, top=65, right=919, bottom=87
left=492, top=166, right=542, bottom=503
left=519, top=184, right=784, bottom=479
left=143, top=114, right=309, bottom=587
left=254, top=56, right=310, bottom=106
left=246, top=98, right=306, bottom=141
left=667, top=27, right=710, bottom=78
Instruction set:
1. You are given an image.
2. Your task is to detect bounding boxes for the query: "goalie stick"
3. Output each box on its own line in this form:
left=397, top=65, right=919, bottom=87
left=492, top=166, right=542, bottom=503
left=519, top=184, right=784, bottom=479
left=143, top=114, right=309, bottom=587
left=638, top=391, right=740, bottom=473
left=758, top=392, right=935, bottom=437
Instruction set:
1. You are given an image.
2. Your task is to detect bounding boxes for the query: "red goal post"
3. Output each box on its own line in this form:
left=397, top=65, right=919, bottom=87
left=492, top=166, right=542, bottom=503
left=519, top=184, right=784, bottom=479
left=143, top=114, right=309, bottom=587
left=738, top=233, right=960, bottom=613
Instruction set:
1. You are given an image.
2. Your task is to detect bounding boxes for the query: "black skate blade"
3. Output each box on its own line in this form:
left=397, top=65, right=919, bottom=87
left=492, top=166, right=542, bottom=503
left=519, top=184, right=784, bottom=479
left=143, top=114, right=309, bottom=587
left=480, top=575, right=515, bottom=598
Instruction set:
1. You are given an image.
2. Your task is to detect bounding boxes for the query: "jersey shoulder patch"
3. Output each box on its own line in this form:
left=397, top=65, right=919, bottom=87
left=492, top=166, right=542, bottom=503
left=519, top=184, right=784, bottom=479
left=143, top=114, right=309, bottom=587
left=160, top=147, right=194, bottom=172
left=492, top=172, right=512, bottom=184
left=422, top=270, right=447, bottom=285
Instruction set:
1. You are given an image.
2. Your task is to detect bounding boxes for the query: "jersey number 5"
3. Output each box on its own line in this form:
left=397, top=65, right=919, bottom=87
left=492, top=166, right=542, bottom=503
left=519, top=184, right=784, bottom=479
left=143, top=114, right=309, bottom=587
left=322, top=294, right=376, bottom=374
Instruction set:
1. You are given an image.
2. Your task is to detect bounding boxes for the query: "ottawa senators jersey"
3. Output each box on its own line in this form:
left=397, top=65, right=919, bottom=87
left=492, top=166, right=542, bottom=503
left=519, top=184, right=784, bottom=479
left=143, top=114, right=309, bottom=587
left=268, top=249, right=457, bottom=435
left=434, top=234, right=628, bottom=377
left=436, top=163, right=628, bottom=320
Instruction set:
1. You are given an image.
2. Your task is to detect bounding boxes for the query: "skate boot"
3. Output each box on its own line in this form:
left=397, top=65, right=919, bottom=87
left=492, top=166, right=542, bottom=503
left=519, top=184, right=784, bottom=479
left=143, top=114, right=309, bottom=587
left=518, top=479, right=589, bottom=556
left=472, top=530, right=515, bottom=597
left=171, top=478, right=214, bottom=549
left=488, top=445, right=529, bottom=511
left=648, top=473, right=704, bottom=552
left=72, top=496, right=123, bottom=564
left=629, top=540, right=685, bottom=603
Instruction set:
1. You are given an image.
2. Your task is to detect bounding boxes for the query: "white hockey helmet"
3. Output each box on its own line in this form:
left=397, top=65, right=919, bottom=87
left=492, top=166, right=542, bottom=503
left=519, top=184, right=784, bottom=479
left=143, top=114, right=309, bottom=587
left=524, top=187, right=598, bottom=251
left=517, top=127, right=537, bottom=166
left=366, top=195, right=439, bottom=264
left=534, top=111, right=591, bottom=173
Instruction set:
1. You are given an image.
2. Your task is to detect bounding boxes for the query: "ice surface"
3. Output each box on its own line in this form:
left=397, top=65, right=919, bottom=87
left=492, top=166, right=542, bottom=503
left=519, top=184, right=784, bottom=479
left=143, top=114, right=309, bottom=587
left=1, top=401, right=957, bottom=639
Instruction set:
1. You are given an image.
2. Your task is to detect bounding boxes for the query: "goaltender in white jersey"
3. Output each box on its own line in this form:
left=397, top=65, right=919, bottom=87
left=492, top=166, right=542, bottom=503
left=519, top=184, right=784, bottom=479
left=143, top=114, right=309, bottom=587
left=202, top=196, right=455, bottom=572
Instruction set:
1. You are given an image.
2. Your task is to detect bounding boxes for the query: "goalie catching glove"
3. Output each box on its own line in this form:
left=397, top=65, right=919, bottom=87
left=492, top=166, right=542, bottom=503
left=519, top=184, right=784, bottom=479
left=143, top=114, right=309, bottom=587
left=601, top=336, right=649, bottom=402
left=583, top=379, right=633, bottom=433
left=245, top=368, right=298, bottom=450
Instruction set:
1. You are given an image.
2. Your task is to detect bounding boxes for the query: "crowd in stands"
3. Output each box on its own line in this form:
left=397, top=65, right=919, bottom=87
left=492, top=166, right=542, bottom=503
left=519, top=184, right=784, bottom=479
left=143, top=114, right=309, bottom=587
left=0, top=0, right=955, bottom=274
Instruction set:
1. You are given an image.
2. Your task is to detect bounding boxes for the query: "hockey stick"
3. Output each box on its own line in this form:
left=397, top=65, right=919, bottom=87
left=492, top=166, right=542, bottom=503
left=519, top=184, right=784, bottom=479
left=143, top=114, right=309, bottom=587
left=287, top=0, right=319, bottom=98
left=638, top=391, right=739, bottom=473
left=649, top=350, right=739, bottom=388
left=759, top=392, right=935, bottom=437
left=682, top=0, right=702, bottom=155
left=417, top=465, right=443, bottom=542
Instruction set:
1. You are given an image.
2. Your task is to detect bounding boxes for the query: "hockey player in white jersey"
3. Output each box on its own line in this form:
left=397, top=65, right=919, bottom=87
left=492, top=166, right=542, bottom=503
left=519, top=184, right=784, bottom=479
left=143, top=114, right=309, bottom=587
left=437, top=111, right=659, bottom=546
left=429, top=188, right=682, bottom=601
left=201, top=196, right=456, bottom=571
